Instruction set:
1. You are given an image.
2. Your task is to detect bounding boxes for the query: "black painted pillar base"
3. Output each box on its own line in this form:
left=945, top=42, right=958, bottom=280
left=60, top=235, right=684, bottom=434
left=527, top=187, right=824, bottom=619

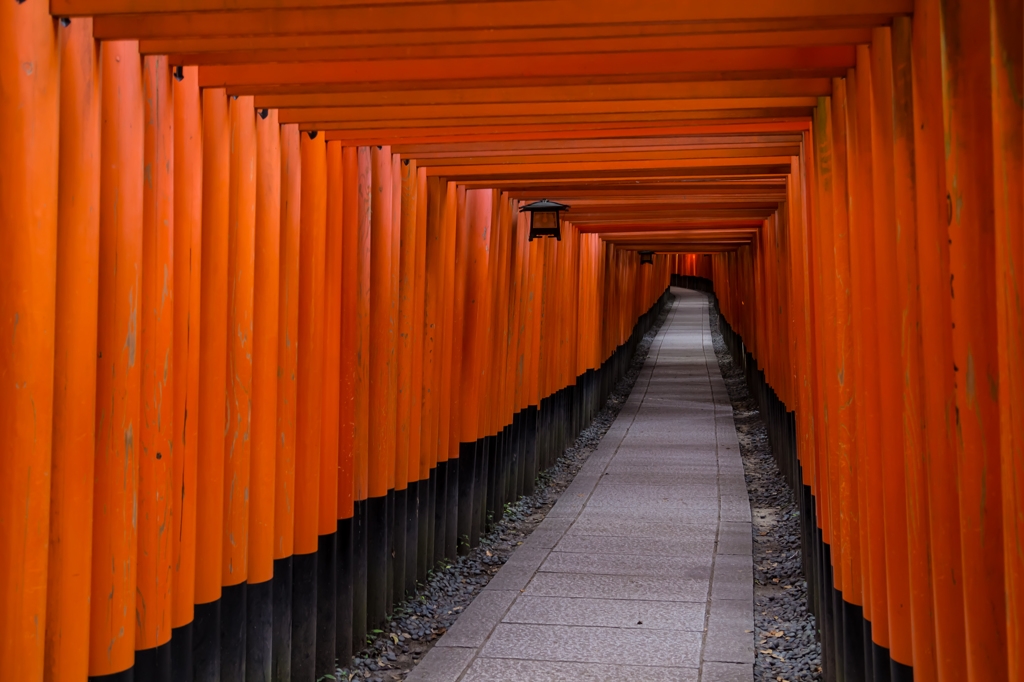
left=246, top=578, right=273, bottom=682
left=417, top=476, right=431, bottom=582
left=221, top=581, right=247, bottom=682
left=366, top=494, right=388, bottom=629
left=193, top=599, right=221, bottom=682
left=393, top=487, right=408, bottom=601
left=315, top=532, right=337, bottom=682
left=385, top=491, right=395, bottom=616
left=171, top=621, right=193, bottom=682
left=457, top=442, right=475, bottom=556
left=336, top=517, right=354, bottom=667
left=843, top=600, right=866, bottom=682
left=445, top=457, right=459, bottom=560
left=291, top=552, right=317, bottom=682
left=271, top=557, right=292, bottom=682
left=432, top=460, right=447, bottom=567
left=351, top=500, right=368, bottom=656
left=404, top=481, right=419, bottom=596
left=134, top=640, right=172, bottom=682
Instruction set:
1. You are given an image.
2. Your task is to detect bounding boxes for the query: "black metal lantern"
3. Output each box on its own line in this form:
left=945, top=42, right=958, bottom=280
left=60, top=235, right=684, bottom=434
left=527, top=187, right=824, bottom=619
left=520, top=199, right=569, bottom=241
left=639, top=250, right=654, bottom=265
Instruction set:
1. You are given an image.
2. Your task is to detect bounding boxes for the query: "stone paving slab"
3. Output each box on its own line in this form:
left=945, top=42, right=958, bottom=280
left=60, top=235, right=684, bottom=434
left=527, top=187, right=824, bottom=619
left=460, top=658, right=699, bottom=682
left=411, top=289, right=753, bottom=681
left=437, top=590, right=520, bottom=649
left=539, top=550, right=712, bottom=579
left=566, top=516, right=718, bottom=539
left=503, top=594, right=706, bottom=630
left=575, top=505, right=723, bottom=525
left=553, top=532, right=715, bottom=556
left=523, top=571, right=709, bottom=602
left=481, top=623, right=703, bottom=668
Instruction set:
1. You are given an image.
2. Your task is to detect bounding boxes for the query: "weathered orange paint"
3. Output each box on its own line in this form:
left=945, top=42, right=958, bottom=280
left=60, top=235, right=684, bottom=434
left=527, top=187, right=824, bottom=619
left=295, top=131, right=327, bottom=555
left=195, top=86, right=229, bottom=607
left=223, top=94, right=256, bottom=584
left=171, top=63, right=202, bottom=629
left=251, top=107, right=281, bottom=584
left=940, top=2, right=1009, bottom=676
left=338, top=145, right=360, bottom=513
left=909, top=2, right=966, bottom=678
left=137, top=53, right=175, bottom=651
left=45, top=17, right=100, bottom=682
left=869, top=28, right=913, bottom=667
left=90, top=40, right=144, bottom=676
left=274, top=123, right=301, bottom=560
left=989, top=2, right=1024, bottom=677
left=368, top=145, right=393, bottom=500
left=410, top=167, right=430, bottom=485
left=396, top=158, right=419, bottom=490
left=320, top=141, right=343, bottom=534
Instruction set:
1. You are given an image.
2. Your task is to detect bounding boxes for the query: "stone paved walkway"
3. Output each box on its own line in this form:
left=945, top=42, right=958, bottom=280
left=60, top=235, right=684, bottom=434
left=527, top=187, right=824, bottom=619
left=407, top=288, right=754, bottom=682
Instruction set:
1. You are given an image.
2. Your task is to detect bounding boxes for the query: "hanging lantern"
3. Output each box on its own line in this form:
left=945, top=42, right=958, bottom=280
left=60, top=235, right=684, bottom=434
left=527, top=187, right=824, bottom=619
left=520, top=199, right=569, bottom=241
left=639, top=250, right=654, bottom=265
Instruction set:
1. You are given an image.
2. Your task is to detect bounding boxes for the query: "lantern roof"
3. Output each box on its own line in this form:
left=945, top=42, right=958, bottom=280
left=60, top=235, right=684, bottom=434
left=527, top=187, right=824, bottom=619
left=520, top=199, right=569, bottom=213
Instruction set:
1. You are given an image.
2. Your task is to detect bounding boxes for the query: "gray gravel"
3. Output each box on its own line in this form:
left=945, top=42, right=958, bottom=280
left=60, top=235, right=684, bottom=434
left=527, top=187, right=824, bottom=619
left=337, top=300, right=672, bottom=682
left=707, top=296, right=823, bottom=682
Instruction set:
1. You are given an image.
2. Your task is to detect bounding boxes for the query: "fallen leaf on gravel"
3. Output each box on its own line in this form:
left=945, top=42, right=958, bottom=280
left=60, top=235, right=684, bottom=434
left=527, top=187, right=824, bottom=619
left=760, top=649, right=773, bottom=655
left=768, top=629, right=784, bottom=637
left=390, top=634, right=399, bottom=644
left=485, top=550, right=492, bottom=556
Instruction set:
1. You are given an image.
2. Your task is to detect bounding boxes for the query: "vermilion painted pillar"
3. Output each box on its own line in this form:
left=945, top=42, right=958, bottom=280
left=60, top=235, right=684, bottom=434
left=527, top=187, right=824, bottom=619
left=853, top=49, right=891, bottom=666
left=367, top=145, right=393, bottom=627
left=387, top=153, right=402, bottom=608
left=438, top=181, right=459, bottom=559
left=221, top=93, right=257, bottom=681
left=829, top=77, right=866, bottom=681
left=409, top=168, right=430, bottom=583
left=170, top=63, right=201, bottom=681
left=909, top=1, right=967, bottom=678
left=137, top=54, right=175, bottom=675
left=0, top=4, right=59, bottom=679
left=420, top=176, right=444, bottom=570
left=989, top=1, right=1024, bottom=676
left=194, top=86, right=230, bottom=682
left=249, top=105, right=281, bottom=680
left=272, top=123, right=301, bottom=681
left=397, top=158, right=421, bottom=596
left=811, top=103, right=840, bottom=616
left=89, top=39, right=144, bottom=680
left=317, top=139, right=343, bottom=675
left=338, top=145, right=362, bottom=655
left=293, top=130, right=327, bottom=682
left=842, top=66, right=876, bottom=657
left=940, top=2, right=1009, bottom=677
left=45, top=17, right=100, bottom=682
left=351, top=146, right=372, bottom=650
left=869, top=29, right=914, bottom=675
left=890, top=17, right=938, bottom=680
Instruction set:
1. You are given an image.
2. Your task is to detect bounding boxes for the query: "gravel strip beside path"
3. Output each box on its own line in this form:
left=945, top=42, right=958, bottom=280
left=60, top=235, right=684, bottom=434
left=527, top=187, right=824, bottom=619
left=708, top=297, right=824, bottom=682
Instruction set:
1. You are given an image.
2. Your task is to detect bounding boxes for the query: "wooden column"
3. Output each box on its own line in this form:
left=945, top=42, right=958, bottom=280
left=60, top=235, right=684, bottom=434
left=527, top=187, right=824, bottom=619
left=45, top=17, right=100, bottom=682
